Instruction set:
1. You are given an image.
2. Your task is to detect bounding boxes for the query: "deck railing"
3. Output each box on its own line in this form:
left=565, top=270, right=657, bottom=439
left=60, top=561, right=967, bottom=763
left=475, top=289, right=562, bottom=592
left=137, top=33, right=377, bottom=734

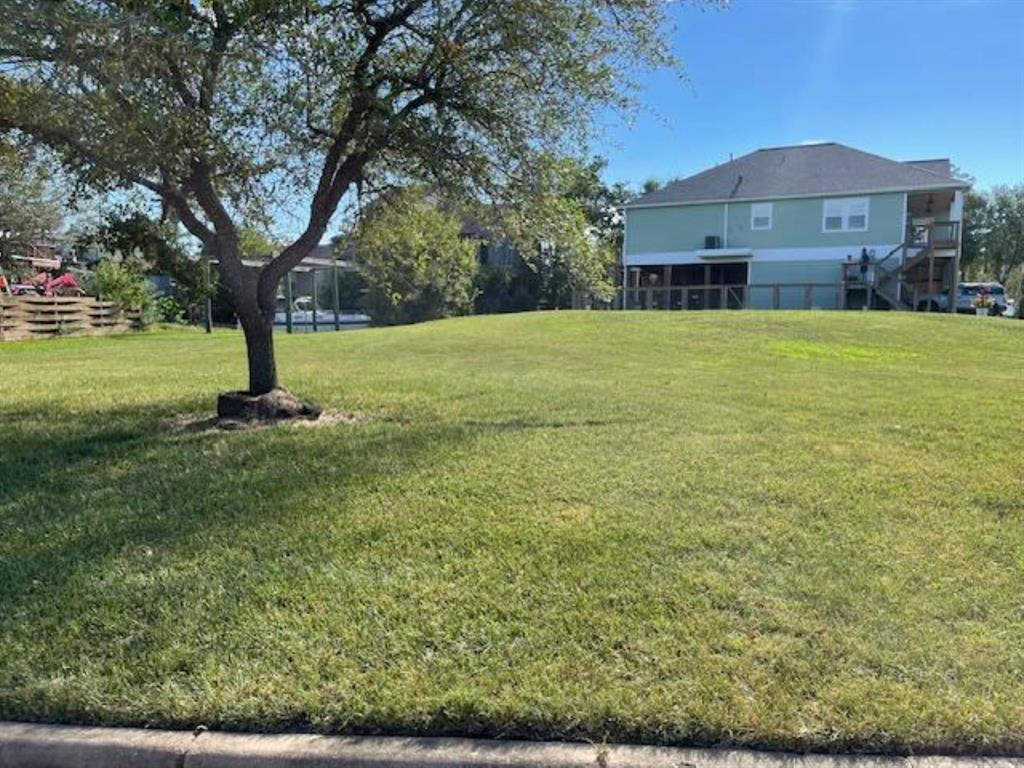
left=620, top=283, right=845, bottom=311
left=908, top=220, right=959, bottom=249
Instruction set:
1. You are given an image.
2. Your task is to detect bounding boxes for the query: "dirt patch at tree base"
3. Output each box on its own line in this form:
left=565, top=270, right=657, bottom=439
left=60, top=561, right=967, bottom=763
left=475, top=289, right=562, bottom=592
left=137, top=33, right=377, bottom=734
left=166, top=410, right=367, bottom=434
left=166, top=392, right=368, bottom=434
left=217, top=388, right=321, bottom=421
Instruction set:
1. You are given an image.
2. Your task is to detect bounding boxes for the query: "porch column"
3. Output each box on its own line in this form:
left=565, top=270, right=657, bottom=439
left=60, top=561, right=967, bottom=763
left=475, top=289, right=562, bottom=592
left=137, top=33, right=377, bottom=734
left=951, top=199, right=963, bottom=313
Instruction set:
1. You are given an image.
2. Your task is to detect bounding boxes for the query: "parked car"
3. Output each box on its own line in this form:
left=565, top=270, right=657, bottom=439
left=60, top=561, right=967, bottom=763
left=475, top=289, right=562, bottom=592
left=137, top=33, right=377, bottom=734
left=959, top=282, right=1008, bottom=314
left=916, top=282, right=1008, bottom=314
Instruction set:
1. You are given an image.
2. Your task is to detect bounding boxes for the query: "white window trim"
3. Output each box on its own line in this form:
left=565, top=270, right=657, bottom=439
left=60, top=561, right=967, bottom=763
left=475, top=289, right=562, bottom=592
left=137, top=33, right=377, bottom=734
left=750, top=202, right=773, bottom=231
left=822, top=197, right=870, bottom=233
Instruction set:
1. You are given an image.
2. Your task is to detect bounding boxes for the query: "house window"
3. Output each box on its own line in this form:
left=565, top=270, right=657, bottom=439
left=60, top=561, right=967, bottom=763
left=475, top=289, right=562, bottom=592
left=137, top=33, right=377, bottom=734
left=750, top=202, right=773, bottom=230
left=823, top=197, right=869, bottom=232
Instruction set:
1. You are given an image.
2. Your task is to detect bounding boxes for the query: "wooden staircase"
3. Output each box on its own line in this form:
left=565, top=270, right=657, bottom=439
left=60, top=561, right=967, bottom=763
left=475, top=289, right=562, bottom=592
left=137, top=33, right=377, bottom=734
left=844, top=221, right=959, bottom=312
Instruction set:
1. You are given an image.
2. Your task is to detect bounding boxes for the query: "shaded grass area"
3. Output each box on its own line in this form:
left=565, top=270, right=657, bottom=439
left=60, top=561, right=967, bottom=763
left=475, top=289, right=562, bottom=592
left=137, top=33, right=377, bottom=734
left=1, top=312, right=1023, bottom=754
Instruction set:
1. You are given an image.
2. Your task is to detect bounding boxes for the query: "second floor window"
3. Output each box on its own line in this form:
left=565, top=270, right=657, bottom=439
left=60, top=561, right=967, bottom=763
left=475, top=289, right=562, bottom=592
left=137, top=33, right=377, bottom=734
left=823, top=197, right=869, bottom=232
left=751, top=202, right=773, bottom=230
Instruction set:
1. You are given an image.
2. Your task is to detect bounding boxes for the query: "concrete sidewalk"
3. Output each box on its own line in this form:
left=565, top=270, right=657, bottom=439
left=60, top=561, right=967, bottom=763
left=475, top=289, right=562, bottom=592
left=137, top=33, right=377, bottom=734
left=1, top=721, right=1021, bottom=768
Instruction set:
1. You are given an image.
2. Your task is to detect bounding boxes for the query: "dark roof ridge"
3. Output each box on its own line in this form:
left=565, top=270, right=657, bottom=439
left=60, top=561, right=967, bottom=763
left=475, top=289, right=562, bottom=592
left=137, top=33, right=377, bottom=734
left=756, top=141, right=837, bottom=151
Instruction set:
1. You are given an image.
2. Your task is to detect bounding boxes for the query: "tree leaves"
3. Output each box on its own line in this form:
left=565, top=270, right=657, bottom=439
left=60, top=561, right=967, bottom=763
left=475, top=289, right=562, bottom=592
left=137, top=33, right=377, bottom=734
left=354, top=187, right=479, bottom=325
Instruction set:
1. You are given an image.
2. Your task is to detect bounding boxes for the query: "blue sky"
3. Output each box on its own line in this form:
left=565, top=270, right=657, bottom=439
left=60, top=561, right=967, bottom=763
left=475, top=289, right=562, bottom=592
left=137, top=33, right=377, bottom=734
left=598, top=0, right=1024, bottom=190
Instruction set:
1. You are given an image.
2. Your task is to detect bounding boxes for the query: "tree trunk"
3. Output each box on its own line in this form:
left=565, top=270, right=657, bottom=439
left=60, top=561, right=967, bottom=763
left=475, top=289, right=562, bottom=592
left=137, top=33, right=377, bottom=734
left=238, top=308, right=278, bottom=395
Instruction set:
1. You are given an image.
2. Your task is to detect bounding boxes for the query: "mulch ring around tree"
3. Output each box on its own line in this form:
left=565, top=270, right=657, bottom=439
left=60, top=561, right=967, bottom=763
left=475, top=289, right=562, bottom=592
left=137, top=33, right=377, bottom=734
left=165, top=396, right=370, bottom=435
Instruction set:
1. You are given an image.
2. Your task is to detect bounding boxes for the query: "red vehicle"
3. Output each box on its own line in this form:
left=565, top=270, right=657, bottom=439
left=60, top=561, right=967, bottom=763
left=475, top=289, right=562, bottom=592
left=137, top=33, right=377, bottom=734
left=10, top=271, right=85, bottom=297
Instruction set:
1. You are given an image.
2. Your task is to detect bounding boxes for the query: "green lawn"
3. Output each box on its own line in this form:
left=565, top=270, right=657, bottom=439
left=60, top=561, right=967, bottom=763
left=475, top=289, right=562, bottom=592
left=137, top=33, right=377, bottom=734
left=1, top=311, right=1023, bottom=755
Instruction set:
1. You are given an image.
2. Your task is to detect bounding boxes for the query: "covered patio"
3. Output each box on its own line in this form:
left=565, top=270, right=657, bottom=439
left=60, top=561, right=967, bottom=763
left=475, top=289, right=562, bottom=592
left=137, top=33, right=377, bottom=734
left=623, top=258, right=750, bottom=310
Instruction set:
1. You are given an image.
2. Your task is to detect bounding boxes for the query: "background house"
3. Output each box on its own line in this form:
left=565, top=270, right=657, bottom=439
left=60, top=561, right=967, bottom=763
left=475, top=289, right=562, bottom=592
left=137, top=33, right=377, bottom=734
left=622, top=143, right=968, bottom=311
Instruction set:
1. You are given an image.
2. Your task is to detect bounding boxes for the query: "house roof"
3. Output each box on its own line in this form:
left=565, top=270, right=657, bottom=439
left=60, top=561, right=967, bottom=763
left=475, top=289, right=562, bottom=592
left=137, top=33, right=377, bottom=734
left=904, top=158, right=953, bottom=177
left=628, top=143, right=967, bottom=207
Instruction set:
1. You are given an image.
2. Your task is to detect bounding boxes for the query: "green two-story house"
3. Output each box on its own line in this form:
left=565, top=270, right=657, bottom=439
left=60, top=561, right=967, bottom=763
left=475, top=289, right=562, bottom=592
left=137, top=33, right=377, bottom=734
left=622, top=142, right=968, bottom=311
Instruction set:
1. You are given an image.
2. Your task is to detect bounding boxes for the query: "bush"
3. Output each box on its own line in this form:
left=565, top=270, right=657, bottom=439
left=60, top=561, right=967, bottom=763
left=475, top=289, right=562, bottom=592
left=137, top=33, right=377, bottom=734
left=88, top=260, right=157, bottom=327
left=474, top=264, right=540, bottom=314
left=156, top=295, right=186, bottom=324
left=355, top=190, right=478, bottom=325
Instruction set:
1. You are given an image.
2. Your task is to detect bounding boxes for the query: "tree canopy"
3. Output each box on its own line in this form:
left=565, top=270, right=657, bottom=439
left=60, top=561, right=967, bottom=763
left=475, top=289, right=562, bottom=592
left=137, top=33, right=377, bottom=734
left=959, top=184, right=1024, bottom=286
left=0, top=141, right=62, bottom=259
left=353, top=187, right=478, bottom=325
left=981, top=185, right=1024, bottom=285
left=0, top=0, right=684, bottom=403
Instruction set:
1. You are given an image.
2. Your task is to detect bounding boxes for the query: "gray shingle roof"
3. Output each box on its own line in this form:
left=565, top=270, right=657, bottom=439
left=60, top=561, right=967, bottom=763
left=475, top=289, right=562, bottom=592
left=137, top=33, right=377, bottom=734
left=629, top=143, right=966, bottom=207
left=904, top=158, right=953, bottom=177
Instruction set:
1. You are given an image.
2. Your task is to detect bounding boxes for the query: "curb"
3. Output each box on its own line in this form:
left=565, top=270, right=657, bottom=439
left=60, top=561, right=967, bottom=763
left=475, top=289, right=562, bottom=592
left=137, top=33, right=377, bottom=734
left=2, top=722, right=1023, bottom=768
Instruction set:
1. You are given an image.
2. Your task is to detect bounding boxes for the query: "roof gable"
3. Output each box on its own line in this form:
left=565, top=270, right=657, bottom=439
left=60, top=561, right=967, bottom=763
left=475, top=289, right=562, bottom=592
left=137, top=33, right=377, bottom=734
left=630, top=143, right=965, bottom=207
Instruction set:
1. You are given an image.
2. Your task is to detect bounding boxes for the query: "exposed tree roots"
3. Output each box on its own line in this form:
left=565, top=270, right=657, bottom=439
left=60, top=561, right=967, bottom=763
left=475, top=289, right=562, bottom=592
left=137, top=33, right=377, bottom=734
left=216, top=388, right=322, bottom=422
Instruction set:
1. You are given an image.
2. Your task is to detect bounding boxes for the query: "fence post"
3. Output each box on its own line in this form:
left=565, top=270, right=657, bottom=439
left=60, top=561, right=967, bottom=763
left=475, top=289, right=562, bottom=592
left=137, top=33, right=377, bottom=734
left=804, top=285, right=813, bottom=310
left=332, top=258, right=341, bottom=330
left=204, top=256, right=213, bottom=333
left=311, top=269, right=319, bottom=332
left=285, top=271, right=294, bottom=334
left=772, top=284, right=780, bottom=310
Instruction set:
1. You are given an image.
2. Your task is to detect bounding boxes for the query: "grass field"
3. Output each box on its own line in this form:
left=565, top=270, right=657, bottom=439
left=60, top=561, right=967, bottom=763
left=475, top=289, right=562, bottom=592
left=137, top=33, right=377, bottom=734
left=1, top=311, right=1023, bottom=755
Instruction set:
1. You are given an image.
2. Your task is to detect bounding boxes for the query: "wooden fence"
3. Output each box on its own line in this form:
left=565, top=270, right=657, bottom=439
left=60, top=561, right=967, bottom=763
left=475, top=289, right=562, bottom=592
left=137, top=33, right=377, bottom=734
left=0, top=296, right=142, bottom=341
left=620, top=283, right=846, bottom=311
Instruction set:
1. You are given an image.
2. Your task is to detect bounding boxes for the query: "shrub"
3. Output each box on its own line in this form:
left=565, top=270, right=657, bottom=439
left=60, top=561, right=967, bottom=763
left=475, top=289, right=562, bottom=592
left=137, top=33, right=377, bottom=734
left=88, top=260, right=157, bottom=327
left=156, top=295, right=186, bottom=324
left=355, top=190, right=478, bottom=326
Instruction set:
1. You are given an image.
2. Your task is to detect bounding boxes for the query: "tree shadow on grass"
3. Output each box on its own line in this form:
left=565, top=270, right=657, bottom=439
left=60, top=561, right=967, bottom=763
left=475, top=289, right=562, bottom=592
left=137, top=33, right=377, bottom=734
left=0, top=402, right=627, bottom=665
left=0, top=402, right=452, bottom=614
left=0, top=402, right=705, bottom=749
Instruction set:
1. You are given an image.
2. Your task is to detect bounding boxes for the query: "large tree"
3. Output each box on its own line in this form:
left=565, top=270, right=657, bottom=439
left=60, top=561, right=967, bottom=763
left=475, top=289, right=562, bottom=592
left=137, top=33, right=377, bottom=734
left=0, top=0, right=681, bottom=416
left=983, top=185, right=1024, bottom=285
left=960, top=187, right=988, bottom=278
